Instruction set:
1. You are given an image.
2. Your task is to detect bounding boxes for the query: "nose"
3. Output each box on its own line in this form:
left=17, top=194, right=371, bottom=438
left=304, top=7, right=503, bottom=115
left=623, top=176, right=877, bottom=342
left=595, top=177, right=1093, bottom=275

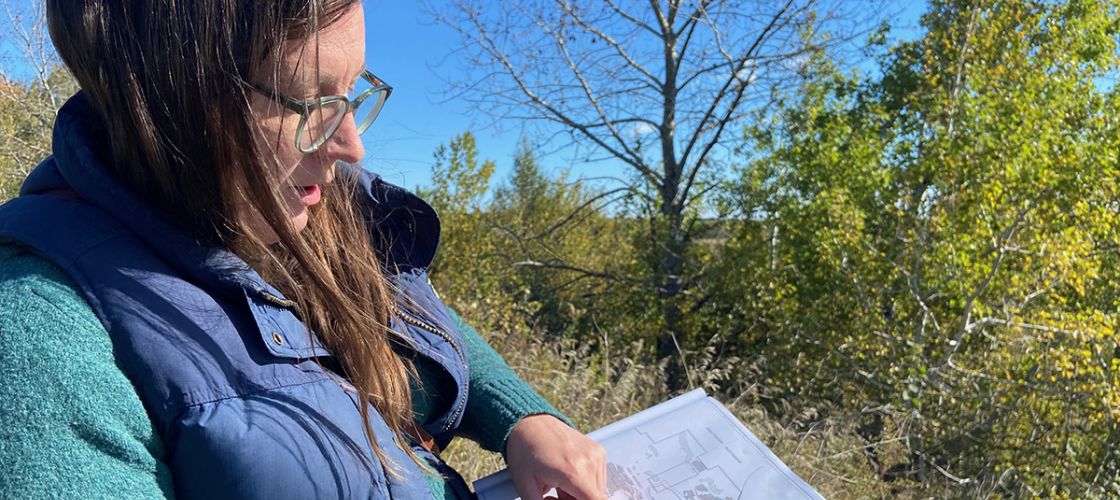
left=320, top=111, right=365, bottom=163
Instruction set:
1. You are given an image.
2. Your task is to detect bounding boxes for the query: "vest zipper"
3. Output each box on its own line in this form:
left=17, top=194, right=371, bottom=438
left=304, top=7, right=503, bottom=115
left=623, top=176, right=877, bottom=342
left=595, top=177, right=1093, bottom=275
left=391, top=304, right=468, bottom=433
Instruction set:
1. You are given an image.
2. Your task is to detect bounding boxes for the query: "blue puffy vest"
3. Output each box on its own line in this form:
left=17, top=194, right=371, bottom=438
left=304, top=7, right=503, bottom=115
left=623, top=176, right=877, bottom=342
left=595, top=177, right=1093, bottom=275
left=0, top=93, right=470, bottom=498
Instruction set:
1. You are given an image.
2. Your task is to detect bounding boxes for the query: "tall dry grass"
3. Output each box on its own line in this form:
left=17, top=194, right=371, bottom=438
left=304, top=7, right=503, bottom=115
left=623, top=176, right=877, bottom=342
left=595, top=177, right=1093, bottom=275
left=439, top=303, right=954, bottom=498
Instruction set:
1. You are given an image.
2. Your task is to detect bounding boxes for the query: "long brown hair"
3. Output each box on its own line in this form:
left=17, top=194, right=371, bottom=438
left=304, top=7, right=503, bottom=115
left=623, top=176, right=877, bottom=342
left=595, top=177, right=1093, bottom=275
left=45, top=0, right=419, bottom=471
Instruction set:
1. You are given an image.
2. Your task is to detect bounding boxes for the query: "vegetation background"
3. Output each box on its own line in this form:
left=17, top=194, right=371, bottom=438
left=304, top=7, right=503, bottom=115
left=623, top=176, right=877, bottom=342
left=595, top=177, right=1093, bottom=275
left=3, top=0, right=1119, bottom=497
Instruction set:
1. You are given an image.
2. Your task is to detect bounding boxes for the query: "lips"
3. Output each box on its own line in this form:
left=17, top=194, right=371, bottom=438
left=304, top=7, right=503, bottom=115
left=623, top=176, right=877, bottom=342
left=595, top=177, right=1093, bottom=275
left=291, top=165, right=334, bottom=207
left=295, top=184, right=322, bottom=206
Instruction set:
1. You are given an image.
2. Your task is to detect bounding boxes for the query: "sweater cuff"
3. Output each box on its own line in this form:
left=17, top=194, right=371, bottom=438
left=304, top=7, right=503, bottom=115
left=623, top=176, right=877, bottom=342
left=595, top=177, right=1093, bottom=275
left=461, top=377, right=574, bottom=455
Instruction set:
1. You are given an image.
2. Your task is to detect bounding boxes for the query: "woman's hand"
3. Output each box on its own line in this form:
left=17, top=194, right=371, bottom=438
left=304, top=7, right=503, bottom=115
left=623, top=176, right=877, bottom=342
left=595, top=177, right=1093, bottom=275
left=505, top=414, right=608, bottom=500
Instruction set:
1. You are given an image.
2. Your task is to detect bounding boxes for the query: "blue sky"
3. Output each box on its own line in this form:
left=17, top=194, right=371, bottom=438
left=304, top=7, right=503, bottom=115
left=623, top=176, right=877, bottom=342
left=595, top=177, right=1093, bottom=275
left=360, top=1, right=928, bottom=192
left=363, top=0, right=589, bottom=192
left=361, top=0, right=518, bottom=191
left=1, top=1, right=927, bottom=193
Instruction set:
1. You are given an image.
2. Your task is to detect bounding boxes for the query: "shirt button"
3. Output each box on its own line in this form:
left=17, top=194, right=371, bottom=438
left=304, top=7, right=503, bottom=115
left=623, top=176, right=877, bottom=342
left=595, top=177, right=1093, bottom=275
left=272, top=332, right=285, bottom=346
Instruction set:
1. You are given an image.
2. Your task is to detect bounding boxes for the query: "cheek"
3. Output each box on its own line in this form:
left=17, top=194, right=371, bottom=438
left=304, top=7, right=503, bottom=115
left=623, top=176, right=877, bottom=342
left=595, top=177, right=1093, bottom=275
left=235, top=193, right=310, bottom=244
left=251, top=106, right=303, bottom=177
left=269, top=129, right=304, bottom=174
left=243, top=102, right=317, bottom=242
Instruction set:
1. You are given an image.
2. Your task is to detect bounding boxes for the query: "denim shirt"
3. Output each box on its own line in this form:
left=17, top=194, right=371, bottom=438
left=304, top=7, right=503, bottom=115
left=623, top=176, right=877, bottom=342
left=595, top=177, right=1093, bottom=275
left=0, top=93, right=469, bottom=499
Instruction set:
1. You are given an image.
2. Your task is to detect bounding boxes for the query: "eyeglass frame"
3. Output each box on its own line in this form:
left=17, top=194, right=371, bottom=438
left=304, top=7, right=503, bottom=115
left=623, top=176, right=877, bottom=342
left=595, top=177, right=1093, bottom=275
left=249, top=69, right=392, bottom=153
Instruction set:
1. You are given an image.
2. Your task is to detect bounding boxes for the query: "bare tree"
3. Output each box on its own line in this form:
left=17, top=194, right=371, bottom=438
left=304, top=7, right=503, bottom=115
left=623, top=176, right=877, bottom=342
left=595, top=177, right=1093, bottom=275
left=0, top=0, right=76, bottom=200
left=429, top=0, right=885, bottom=390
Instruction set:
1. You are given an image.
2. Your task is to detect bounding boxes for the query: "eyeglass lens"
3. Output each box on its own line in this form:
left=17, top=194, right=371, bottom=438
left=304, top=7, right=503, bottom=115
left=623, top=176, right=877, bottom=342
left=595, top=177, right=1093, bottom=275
left=298, top=75, right=389, bottom=152
left=299, top=99, right=349, bottom=151
left=353, top=90, right=388, bottom=135
left=351, top=72, right=387, bottom=135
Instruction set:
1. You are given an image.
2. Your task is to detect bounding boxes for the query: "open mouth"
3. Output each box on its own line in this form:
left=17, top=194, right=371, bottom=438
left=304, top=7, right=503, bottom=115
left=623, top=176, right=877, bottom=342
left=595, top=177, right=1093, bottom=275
left=295, top=184, right=321, bottom=205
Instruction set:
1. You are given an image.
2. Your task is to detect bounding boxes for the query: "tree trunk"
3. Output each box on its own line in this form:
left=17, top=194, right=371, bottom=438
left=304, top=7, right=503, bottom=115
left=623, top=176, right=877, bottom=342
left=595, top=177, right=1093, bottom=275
left=656, top=188, right=688, bottom=391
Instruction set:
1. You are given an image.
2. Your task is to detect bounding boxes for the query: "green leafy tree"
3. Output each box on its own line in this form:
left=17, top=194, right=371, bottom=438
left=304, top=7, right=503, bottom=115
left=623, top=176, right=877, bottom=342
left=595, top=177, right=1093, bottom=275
left=419, top=132, right=503, bottom=312
left=730, top=0, right=1120, bottom=495
left=425, top=135, right=634, bottom=347
left=489, top=143, right=633, bottom=343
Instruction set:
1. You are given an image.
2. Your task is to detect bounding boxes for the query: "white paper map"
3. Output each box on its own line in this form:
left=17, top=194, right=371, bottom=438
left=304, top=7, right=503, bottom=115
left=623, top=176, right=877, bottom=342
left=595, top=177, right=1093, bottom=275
left=473, top=389, right=824, bottom=500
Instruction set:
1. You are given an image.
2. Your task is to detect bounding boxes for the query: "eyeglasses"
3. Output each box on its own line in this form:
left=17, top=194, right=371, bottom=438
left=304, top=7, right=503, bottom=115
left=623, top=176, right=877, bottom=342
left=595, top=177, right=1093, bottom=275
left=250, top=70, right=392, bottom=153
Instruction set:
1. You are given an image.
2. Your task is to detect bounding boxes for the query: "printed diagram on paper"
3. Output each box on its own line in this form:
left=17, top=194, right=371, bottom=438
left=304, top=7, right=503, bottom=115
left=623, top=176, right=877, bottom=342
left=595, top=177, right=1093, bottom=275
left=473, top=389, right=823, bottom=500
left=604, top=423, right=759, bottom=499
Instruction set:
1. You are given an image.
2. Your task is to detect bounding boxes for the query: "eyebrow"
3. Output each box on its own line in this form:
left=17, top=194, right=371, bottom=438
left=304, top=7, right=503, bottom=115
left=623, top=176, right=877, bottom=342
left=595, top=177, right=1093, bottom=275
left=280, top=61, right=363, bottom=96
left=319, top=71, right=362, bottom=92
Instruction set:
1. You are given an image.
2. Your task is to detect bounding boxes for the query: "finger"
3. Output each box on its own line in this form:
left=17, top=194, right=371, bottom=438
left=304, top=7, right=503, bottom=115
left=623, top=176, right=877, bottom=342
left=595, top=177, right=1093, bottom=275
left=550, top=473, right=606, bottom=500
left=594, top=444, right=608, bottom=493
left=512, top=475, right=541, bottom=500
left=555, top=445, right=609, bottom=500
left=577, top=442, right=609, bottom=497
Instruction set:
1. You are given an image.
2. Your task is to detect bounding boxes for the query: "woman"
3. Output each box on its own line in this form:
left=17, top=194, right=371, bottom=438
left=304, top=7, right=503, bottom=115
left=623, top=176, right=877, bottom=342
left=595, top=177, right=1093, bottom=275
left=0, top=0, right=605, bottom=498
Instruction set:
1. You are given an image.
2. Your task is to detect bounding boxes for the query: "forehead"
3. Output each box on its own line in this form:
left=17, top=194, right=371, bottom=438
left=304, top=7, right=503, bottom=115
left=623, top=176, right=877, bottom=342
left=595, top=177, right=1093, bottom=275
left=271, top=3, right=366, bottom=91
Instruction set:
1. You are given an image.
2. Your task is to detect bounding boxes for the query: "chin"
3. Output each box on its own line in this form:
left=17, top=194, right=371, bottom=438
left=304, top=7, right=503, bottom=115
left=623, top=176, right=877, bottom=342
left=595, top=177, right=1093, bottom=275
left=290, top=211, right=309, bottom=233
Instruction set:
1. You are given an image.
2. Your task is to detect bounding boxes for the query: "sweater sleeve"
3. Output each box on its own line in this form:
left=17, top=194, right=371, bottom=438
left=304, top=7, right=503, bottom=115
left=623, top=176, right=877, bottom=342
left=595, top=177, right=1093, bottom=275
left=446, top=308, right=574, bottom=455
left=0, top=245, right=174, bottom=499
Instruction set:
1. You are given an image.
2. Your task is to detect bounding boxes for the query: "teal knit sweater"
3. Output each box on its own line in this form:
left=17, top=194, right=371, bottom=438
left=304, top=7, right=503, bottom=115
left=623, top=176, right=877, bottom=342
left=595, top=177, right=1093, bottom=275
left=0, top=243, right=566, bottom=498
